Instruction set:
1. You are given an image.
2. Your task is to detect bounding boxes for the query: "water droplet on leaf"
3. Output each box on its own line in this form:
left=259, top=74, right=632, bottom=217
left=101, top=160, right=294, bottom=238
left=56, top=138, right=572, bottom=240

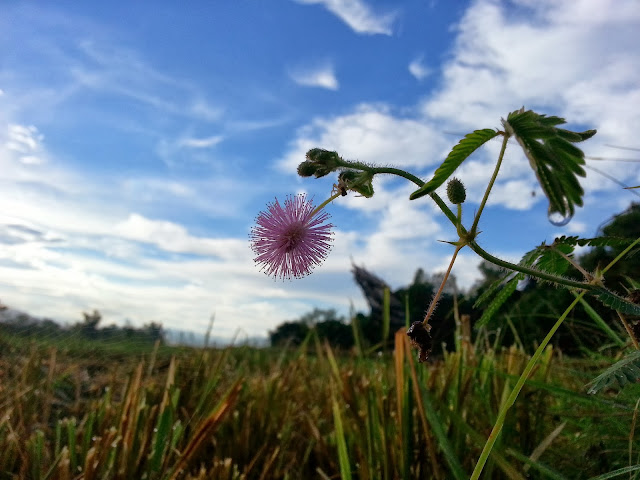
left=548, top=208, right=572, bottom=226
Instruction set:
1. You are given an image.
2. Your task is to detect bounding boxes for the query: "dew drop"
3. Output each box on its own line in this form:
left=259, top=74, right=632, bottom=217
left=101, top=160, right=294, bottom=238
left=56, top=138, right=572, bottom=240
left=548, top=208, right=572, bottom=227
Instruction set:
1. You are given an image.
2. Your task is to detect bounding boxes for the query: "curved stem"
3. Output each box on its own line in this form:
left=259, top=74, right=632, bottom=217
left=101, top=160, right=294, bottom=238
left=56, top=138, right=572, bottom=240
left=468, top=241, right=595, bottom=291
left=470, top=290, right=586, bottom=480
left=337, top=159, right=426, bottom=187
left=335, top=158, right=463, bottom=229
left=470, top=133, right=510, bottom=236
left=430, top=192, right=460, bottom=228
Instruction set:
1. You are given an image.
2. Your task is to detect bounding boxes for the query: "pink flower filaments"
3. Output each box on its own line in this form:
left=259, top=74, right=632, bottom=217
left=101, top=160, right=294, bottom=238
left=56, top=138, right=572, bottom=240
left=250, top=194, right=334, bottom=280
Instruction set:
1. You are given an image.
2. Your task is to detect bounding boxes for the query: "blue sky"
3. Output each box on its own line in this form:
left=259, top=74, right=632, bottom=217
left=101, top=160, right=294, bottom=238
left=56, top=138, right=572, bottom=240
left=1, top=0, right=639, bottom=340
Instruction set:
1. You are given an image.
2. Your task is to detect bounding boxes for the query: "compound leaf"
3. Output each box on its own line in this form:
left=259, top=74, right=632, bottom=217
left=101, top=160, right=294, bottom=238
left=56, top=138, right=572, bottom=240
left=586, top=350, right=640, bottom=394
left=411, top=128, right=498, bottom=200
left=476, top=276, right=520, bottom=328
left=593, top=287, right=640, bottom=315
left=505, top=109, right=595, bottom=220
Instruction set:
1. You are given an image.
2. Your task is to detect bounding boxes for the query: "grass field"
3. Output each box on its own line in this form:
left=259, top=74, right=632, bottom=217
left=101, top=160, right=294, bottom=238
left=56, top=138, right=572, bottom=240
left=1, top=326, right=639, bottom=479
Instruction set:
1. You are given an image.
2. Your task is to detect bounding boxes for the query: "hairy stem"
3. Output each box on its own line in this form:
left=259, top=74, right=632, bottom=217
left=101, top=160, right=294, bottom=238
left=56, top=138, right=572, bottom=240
left=423, top=246, right=462, bottom=325
left=468, top=241, right=595, bottom=291
left=617, top=311, right=639, bottom=350
left=470, top=132, right=510, bottom=236
left=337, top=159, right=426, bottom=187
left=430, top=192, right=460, bottom=228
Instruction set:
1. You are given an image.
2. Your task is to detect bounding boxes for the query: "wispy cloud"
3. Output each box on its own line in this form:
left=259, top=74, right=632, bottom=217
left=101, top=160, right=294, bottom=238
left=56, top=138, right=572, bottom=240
left=177, top=135, right=224, bottom=149
left=6, top=124, right=46, bottom=166
left=408, top=55, right=431, bottom=81
left=293, top=0, right=396, bottom=35
left=288, top=62, right=339, bottom=90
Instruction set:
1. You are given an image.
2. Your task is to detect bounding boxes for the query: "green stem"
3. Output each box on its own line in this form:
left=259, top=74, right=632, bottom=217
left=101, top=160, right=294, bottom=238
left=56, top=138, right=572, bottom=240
left=468, top=241, right=595, bottom=291
left=470, top=133, right=510, bottom=236
left=602, top=235, right=640, bottom=275
left=337, top=159, right=426, bottom=187
left=336, top=158, right=462, bottom=228
left=430, top=192, right=460, bottom=228
left=470, top=290, right=586, bottom=480
left=311, top=192, right=342, bottom=217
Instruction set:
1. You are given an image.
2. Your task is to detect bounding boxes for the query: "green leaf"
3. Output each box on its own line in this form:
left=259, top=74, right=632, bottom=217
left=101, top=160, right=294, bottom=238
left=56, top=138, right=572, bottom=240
left=505, top=109, right=595, bottom=220
left=474, top=274, right=514, bottom=308
left=476, top=276, right=520, bottom=328
left=410, top=129, right=498, bottom=200
left=593, top=287, right=640, bottom=315
left=536, top=244, right=574, bottom=276
left=586, top=350, right=640, bottom=394
left=552, top=235, right=635, bottom=249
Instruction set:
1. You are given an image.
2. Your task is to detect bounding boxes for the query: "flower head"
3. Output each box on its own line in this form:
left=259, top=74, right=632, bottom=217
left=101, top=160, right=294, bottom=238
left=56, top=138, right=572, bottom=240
left=250, top=194, right=333, bottom=280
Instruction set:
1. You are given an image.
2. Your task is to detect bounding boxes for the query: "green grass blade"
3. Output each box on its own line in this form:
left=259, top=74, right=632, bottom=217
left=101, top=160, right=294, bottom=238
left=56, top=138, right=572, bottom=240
left=332, top=396, right=352, bottom=480
left=588, top=465, right=640, bottom=480
left=506, top=448, right=569, bottom=480
left=421, top=390, right=467, bottom=480
left=577, top=295, right=626, bottom=347
left=382, top=287, right=390, bottom=348
left=66, top=418, right=77, bottom=474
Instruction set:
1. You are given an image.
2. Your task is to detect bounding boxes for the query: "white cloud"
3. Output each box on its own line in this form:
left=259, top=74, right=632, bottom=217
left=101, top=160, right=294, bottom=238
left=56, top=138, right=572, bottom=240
left=114, top=213, right=248, bottom=261
left=276, top=0, right=640, bottom=300
left=408, top=56, right=431, bottom=81
left=279, top=104, right=448, bottom=172
left=289, top=62, right=339, bottom=90
left=178, top=135, right=224, bottom=149
left=294, top=0, right=396, bottom=35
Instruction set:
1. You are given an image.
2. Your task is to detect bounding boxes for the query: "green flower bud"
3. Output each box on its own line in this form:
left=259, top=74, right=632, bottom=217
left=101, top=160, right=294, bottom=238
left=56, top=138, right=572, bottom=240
left=337, top=170, right=374, bottom=198
left=297, top=161, right=317, bottom=177
left=446, top=177, right=466, bottom=204
left=305, top=148, right=341, bottom=171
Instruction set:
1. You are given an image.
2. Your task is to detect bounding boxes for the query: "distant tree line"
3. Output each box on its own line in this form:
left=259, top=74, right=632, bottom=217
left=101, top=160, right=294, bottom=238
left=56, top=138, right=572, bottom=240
left=0, top=308, right=165, bottom=344
left=270, top=202, right=640, bottom=355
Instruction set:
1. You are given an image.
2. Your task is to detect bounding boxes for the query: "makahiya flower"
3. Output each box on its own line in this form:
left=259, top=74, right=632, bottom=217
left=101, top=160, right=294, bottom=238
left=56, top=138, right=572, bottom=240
left=250, top=194, right=334, bottom=280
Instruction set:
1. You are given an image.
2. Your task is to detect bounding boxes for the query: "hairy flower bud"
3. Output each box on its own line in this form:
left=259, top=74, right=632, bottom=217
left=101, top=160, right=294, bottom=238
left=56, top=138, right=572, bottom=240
left=337, top=170, right=374, bottom=198
left=298, top=148, right=342, bottom=178
left=446, top=177, right=466, bottom=204
left=306, top=148, right=340, bottom=167
left=297, top=161, right=318, bottom=177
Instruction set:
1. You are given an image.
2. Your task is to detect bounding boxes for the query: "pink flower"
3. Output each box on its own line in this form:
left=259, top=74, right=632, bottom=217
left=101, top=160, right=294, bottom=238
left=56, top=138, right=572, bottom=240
left=250, top=194, right=333, bottom=280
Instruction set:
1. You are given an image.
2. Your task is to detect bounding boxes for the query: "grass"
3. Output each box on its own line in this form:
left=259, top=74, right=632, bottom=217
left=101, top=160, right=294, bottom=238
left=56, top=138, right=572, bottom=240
left=1, top=326, right=639, bottom=479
